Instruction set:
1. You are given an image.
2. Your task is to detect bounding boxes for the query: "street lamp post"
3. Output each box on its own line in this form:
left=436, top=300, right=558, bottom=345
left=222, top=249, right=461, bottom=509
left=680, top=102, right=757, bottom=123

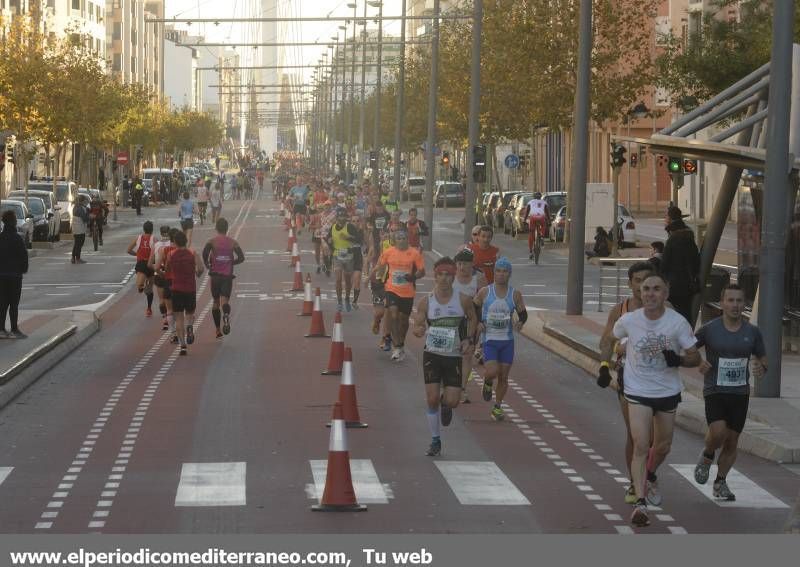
left=391, top=0, right=407, bottom=202
left=347, top=2, right=358, bottom=184
left=358, top=1, right=368, bottom=181
left=627, top=101, right=648, bottom=213
left=339, top=24, right=349, bottom=180
left=330, top=39, right=339, bottom=175
left=369, top=0, right=383, bottom=188
left=423, top=0, right=441, bottom=252
left=463, top=0, right=483, bottom=241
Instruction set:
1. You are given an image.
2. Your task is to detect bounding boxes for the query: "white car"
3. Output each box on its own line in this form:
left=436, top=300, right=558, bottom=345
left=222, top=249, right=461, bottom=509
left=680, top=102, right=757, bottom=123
left=402, top=176, right=426, bottom=201
left=549, top=204, right=637, bottom=246
left=27, top=179, right=76, bottom=233
left=0, top=200, right=34, bottom=249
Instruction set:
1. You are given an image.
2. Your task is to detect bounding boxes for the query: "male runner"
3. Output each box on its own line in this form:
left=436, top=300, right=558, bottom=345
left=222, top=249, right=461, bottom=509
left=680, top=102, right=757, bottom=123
left=319, top=201, right=338, bottom=276
left=412, top=257, right=477, bottom=457
left=166, top=231, right=204, bottom=355
left=613, top=273, right=700, bottom=527
left=693, top=283, right=767, bottom=501
left=196, top=180, right=210, bottom=224
left=406, top=207, right=429, bottom=251
left=452, top=247, right=487, bottom=403
left=127, top=221, right=156, bottom=317
left=473, top=257, right=527, bottom=421
left=178, top=191, right=198, bottom=247
left=288, top=177, right=310, bottom=233
left=468, top=225, right=500, bottom=284
left=524, top=192, right=550, bottom=260
left=209, top=182, right=223, bottom=224
left=202, top=218, right=246, bottom=339
left=325, top=207, right=363, bottom=312
left=597, top=261, right=657, bottom=504
left=148, top=225, right=172, bottom=330
left=153, top=228, right=180, bottom=341
left=372, top=229, right=426, bottom=361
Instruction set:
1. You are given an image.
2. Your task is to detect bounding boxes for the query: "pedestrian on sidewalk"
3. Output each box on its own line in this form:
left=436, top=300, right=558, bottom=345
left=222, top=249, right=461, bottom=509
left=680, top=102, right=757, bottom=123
left=0, top=210, right=29, bottom=338
left=661, top=206, right=700, bottom=323
left=71, top=196, right=90, bottom=264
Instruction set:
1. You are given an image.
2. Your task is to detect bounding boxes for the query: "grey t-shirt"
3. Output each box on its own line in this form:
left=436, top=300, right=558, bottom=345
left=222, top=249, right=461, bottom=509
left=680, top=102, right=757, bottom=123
left=695, top=318, right=765, bottom=396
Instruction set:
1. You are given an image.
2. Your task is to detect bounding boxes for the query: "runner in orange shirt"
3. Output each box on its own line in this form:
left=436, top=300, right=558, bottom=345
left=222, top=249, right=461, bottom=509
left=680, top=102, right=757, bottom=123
left=371, top=229, right=426, bottom=361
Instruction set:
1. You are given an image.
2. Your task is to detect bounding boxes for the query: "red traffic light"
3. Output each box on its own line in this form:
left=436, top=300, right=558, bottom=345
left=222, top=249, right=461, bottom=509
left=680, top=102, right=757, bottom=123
left=683, top=159, right=698, bottom=174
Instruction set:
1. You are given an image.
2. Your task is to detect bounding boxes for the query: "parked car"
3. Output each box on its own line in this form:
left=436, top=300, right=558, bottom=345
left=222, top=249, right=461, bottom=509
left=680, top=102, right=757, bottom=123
left=27, top=178, right=76, bottom=233
left=509, top=193, right=534, bottom=237
left=490, top=191, right=523, bottom=231
left=7, top=190, right=61, bottom=240
left=503, top=192, right=531, bottom=234
left=480, top=191, right=500, bottom=225
left=0, top=200, right=34, bottom=248
left=550, top=206, right=568, bottom=242
left=549, top=204, right=637, bottom=246
left=543, top=191, right=567, bottom=221
left=434, top=182, right=466, bottom=207
left=401, top=176, right=426, bottom=201
left=19, top=197, right=51, bottom=242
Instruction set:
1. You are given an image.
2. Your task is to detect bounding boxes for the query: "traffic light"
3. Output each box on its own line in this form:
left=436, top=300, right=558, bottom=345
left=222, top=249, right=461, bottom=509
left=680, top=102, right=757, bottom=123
left=472, top=144, right=486, bottom=183
left=630, top=152, right=638, bottom=168
left=610, top=143, right=627, bottom=168
left=369, top=150, right=378, bottom=169
left=442, top=150, right=450, bottom=167
left=683, top=159, right=698, bottom=175
left=667, top=156, right=682, bottom=174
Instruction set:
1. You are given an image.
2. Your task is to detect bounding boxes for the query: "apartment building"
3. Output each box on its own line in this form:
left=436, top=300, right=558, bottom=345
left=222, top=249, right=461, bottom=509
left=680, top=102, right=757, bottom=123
left=106, top=0, right=164, bottom=94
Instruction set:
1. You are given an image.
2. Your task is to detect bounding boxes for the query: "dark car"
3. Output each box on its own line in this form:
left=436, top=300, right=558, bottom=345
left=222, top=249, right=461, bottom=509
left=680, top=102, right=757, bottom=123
left=434, top=182, right=466, bottom=207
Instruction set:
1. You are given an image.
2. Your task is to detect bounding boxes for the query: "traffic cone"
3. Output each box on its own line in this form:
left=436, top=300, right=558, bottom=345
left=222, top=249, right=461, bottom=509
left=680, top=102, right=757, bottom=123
left=328, top=347, right=368, bottom=428
left=305, top=288, right=329, bottom=338
left=321, top=312, right=345, bottom=375
left=298, top=274, right=313, bottom=316
left=311, top=402, right=367, bottom=512
left=286, top=227, right=296, bottom=252
left=289, top=261, right=304, bottom=292
left=290, top=241, right=300, bottom=268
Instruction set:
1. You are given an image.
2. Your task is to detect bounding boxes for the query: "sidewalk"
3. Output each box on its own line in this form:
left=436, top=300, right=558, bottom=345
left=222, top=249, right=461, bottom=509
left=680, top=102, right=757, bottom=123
left=520, top=307, right=800, bottom=464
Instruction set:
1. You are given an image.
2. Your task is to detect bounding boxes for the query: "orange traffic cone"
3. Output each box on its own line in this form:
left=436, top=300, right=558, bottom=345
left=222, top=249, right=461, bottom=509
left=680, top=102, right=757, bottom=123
left=311, top=402, right=367, bottom=512
left=289, top=261, right=304, bottom=292
left=332, top=347, right=368, bottom=428
left=290, top=241, right=300, bottom=268
left=321, top=312, right=345, bottom=375
left=298, top=274, right=313, bottom=316
left=305, top=288, right=329, bottom=338
left=286, top=228, right=296, bottom=252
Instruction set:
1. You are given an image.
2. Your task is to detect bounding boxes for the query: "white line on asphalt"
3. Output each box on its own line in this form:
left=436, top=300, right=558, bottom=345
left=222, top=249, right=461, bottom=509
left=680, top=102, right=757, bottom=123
left=175, top=462, right=247, bottom=507
left=308, top=459, right=392, bottom=504
left=0, top=467, right=12, bottom=487
left=670, top=465, right=790, bottom=509
left=435, top=461, right=530, bottom=505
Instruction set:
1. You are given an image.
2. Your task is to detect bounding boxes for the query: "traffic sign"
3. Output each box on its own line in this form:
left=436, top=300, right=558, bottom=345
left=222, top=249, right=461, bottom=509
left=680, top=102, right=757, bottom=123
left=116, top=151, right=129, bottom=165
left=504, top=154, right=520, bottom=169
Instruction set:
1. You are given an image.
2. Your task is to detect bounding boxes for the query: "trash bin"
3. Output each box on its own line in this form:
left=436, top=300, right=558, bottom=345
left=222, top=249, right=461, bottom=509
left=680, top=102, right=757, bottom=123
left=701, top=266, right=731, bottom=323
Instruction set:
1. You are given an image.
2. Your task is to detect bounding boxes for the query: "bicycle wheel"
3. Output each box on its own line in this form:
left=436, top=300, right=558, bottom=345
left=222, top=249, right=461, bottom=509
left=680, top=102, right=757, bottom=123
left=533, top=232, right=542, bottom=265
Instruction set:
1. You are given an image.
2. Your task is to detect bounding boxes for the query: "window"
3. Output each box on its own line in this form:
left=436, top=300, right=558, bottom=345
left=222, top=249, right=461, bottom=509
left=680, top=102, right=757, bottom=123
left=131, top=56, right=136, bottom=72
left=131, top=29, right=136, bottom=46
left=72, top=0, right=80, bottom=9
left=112, top=53, right=121, bottom=71
left=113, top=22, right=121, bottom=40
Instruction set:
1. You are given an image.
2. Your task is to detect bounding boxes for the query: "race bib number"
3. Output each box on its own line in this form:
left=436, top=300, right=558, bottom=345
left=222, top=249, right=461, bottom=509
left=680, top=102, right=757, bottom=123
left=374, top=217, right=387, bottom=229
left=391, top=270, right=409, bottom=286
left=426, top=327, right=457, bottom=354
left=487, top=312, right=510, bottom=331
left=337, top=249, right=353, bottom=260
left=716, top=357, right=748, bottom=387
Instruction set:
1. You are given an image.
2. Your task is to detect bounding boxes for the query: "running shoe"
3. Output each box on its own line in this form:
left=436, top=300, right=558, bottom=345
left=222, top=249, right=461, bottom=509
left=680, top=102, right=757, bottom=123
left=337, top=302, right=344, bottom=312
left=186, top=325, right=195, bottom=345
left=345, top=300, right=352, bottom=312
left=146, top=307, right=153, bottom=317
left=316, top=265, right=321, bottom=274
left=222, top=313, right=231, bottom=335
left=713, top=479, right=736, bottom=501
left=391, top=347, right=405, bottom=362
left=162, top=317, right=168, bottom=331
left=381, top=336, right=393, bottom=352
left=179, top=346, right=187, bottom=356
left=529, top=252, right=534, bottom=260
left=170, top=334, right=179, bottom=344
left=440, top=404, right=453, bottom=427
left=645, top=480, right=662, bottom=507
left=351, top=301, right=359, bottom=310
left=630, top=503, right=649, bottom=527
left=425, top=438, right=442, bottom=457
left=482, top=380, right=494, bottom=402
left=371, top=319, right=380, bottom=335
left=490, top=405, right=505, bottom=421
left=694, top=454, right=712, bottom=485
left=9, top=329, right=27, bottom=339
left=216, top=329, right=223, bottom=339
left=460, top=388, right=471, bottom=404
left=624, top=484, right=638, bottom=505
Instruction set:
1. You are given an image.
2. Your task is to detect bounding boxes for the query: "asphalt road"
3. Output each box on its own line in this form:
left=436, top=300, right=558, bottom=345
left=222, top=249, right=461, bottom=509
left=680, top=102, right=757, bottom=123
left=0, top=196, right=794, bottom=534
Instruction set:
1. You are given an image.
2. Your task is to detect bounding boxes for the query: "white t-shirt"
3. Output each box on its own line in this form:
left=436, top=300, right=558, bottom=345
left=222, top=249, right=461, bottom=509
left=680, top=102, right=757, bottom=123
left=613, top=308, right=697, bottom=398
left=527, top=199, right=547, bottom=218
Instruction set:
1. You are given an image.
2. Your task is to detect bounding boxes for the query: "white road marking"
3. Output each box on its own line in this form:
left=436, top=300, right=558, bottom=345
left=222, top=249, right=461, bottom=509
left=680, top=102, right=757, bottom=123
left=0, top=467, right=12, bottom=487
left=175, top=462, right=247, bottom=507
left=435, top=461, right=530, bottom=505
left=671, top=465, right=790, bottom=508
left=308, top=459, right=392, bottom=504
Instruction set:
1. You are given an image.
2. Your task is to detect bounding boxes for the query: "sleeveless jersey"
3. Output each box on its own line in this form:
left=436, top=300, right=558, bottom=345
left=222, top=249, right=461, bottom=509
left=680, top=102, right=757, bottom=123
left=469, top=243, right=499, bottom=284
left=134, top=234, right=154, bottom=262
left=453, top=273, right=479, bottom=299
left=209, top=235, right=236, bottom=277
left=169, top=248, right=197, bottom=293
left=331, top=224, right=353, bottom=254
left=483, top=284, right=516, bottom=341
left=161, top=244, right=177, bottom=281
left=179, top=199, right=194, bottom=220
left=407, top=220, right=422, bottom=249
left=425, top=291, right=465, bottom=357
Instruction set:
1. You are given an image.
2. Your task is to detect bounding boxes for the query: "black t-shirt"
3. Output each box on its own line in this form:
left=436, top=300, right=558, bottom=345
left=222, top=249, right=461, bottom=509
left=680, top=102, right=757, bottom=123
left=695, top=318, right=766, bottom=396
left=367, top=212, right=391, bottom=249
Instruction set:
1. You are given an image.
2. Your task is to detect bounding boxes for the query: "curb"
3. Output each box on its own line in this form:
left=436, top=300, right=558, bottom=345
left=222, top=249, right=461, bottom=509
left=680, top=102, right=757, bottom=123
left=785, top=490, right=800, bottom=534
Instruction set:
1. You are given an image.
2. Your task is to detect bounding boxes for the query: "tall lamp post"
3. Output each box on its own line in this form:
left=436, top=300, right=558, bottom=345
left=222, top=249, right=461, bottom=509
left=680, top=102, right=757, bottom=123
left=339, top=23, right=349, bottom=180
left=346, top=2, right=358, bottom=184
left=357, top=2, right=368, bottom=180
left=368, top=0, right=383, bottom=188
left=391, top=0, right=408, bottom=202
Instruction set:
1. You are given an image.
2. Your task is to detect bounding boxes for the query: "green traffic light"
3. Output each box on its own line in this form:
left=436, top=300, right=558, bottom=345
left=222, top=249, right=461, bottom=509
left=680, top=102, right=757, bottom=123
left=668, top=157, right=682, bottom=172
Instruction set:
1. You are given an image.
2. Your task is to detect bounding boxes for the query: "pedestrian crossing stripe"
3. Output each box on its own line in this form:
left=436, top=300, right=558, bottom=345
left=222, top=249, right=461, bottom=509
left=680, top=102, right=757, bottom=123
left=0, top=467, right=12, bottom=487
left=435, top=461, right=531, bottom=505
left=308, top=460, right=393, bottom=504
left=671, top=465, right=790, bottom=509
left=175, top=462, right=246, bottom=507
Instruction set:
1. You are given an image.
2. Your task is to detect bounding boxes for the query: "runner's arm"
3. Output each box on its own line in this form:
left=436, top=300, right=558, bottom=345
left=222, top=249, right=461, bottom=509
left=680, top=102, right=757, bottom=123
left=461, top=294, right=478, bottom=343
left=194, top=251, right=205, bottom=277
left=599, top=304, right=623, bottom=363
left=411, top=296, right=428, bottom=338
left=126, top=237, right=138, bottom=256
left=512, top=289, right=527, bottom=330
left=233, top=244, right=245, bottom=265
left=201, top=242, right=214, bottom=269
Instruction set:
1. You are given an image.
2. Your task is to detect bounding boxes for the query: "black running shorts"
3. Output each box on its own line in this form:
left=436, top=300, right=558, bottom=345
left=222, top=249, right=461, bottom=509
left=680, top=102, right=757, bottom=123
left=180, top=218, right=194, bottom=231
left=135, top=260, right=154, bottom=276
left=624, top=392, right=681, bottom=414
left=171, top=290, right=196, bottom=313
left=704, top=393, right=749, bottom=433
left=210, top=275, right=234, bottom=300
left=423, top=351, right=462, bottom=388
left=385, top=291, right=413, bottom=315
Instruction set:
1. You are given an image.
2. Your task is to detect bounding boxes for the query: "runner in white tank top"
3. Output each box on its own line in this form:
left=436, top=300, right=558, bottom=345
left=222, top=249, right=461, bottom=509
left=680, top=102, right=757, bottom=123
left=452, top=247, right=487, bottom=403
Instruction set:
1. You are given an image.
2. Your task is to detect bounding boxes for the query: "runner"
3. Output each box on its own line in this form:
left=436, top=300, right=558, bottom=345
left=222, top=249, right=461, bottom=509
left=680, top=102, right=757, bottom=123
left=126, top=221, right=156, bottom=317
left=148, top=225, right=172, bottom=330
left=196, top=180, right=210, bottom=225
left=473, top=257, right=527, bottom=421
left=152, top=228, right=180, bottom=341
left=209, top=182, right=223, bottom=225
left=177, top=191, right=198, bottom=248
left=406, top=207, right=429, bottom=251
left=319, top=201, right=338, bottom=277
left=369, top=259, right=389, bottom=345
left=325, top=207, right=363, bottom=312
left=165, top=231, right=204, bottom=355
left=309, top=199, right=324, bottom=274
left=612, top=273, right=700, bottom=527
left=524, top=192, right=550, bottom=260
left=202, top=218, right=246, bottom=339
left=412, top=256, right=477, bottom=457
left=288, top=177, right=310, bottom=233
left=371, top=228, right=426, bottom=361
left=468, top=225, right=500, bottom=284
left=452, top=247, right=487, bottom=403
left=597, top=261, right=657, bottom=504
left=693, top=283, right=767, bottom=501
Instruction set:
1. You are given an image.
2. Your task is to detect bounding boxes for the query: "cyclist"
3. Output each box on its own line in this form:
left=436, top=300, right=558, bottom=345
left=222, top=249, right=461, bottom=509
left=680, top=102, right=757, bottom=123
left=525, top=192, right=550, bottom=261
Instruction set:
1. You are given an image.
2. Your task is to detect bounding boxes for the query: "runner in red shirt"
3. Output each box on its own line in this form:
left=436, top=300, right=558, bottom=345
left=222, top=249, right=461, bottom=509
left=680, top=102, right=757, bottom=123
left=166, top=230, right=204, bottom=355
left=468, top=225, right=500, bottom=284
left=126, top=221, right=156, bottom=317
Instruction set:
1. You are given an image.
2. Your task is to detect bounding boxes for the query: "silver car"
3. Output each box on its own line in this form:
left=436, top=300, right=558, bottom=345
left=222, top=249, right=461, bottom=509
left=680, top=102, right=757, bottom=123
left=8, top=190, right=61, bottom=241
left=1, top=200, right=34, bottom=249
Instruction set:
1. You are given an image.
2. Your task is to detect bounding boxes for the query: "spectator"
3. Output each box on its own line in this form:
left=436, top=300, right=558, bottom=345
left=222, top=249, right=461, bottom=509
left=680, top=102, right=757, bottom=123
left=586, top=226, right=611, bottom=259
left=0, top=210, right=29, bottom=338
left=72, top=195, right=90, bottom=264
left=661, top=206, right=700, bottom=322
left=649, top=241, right=664, bottom=272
